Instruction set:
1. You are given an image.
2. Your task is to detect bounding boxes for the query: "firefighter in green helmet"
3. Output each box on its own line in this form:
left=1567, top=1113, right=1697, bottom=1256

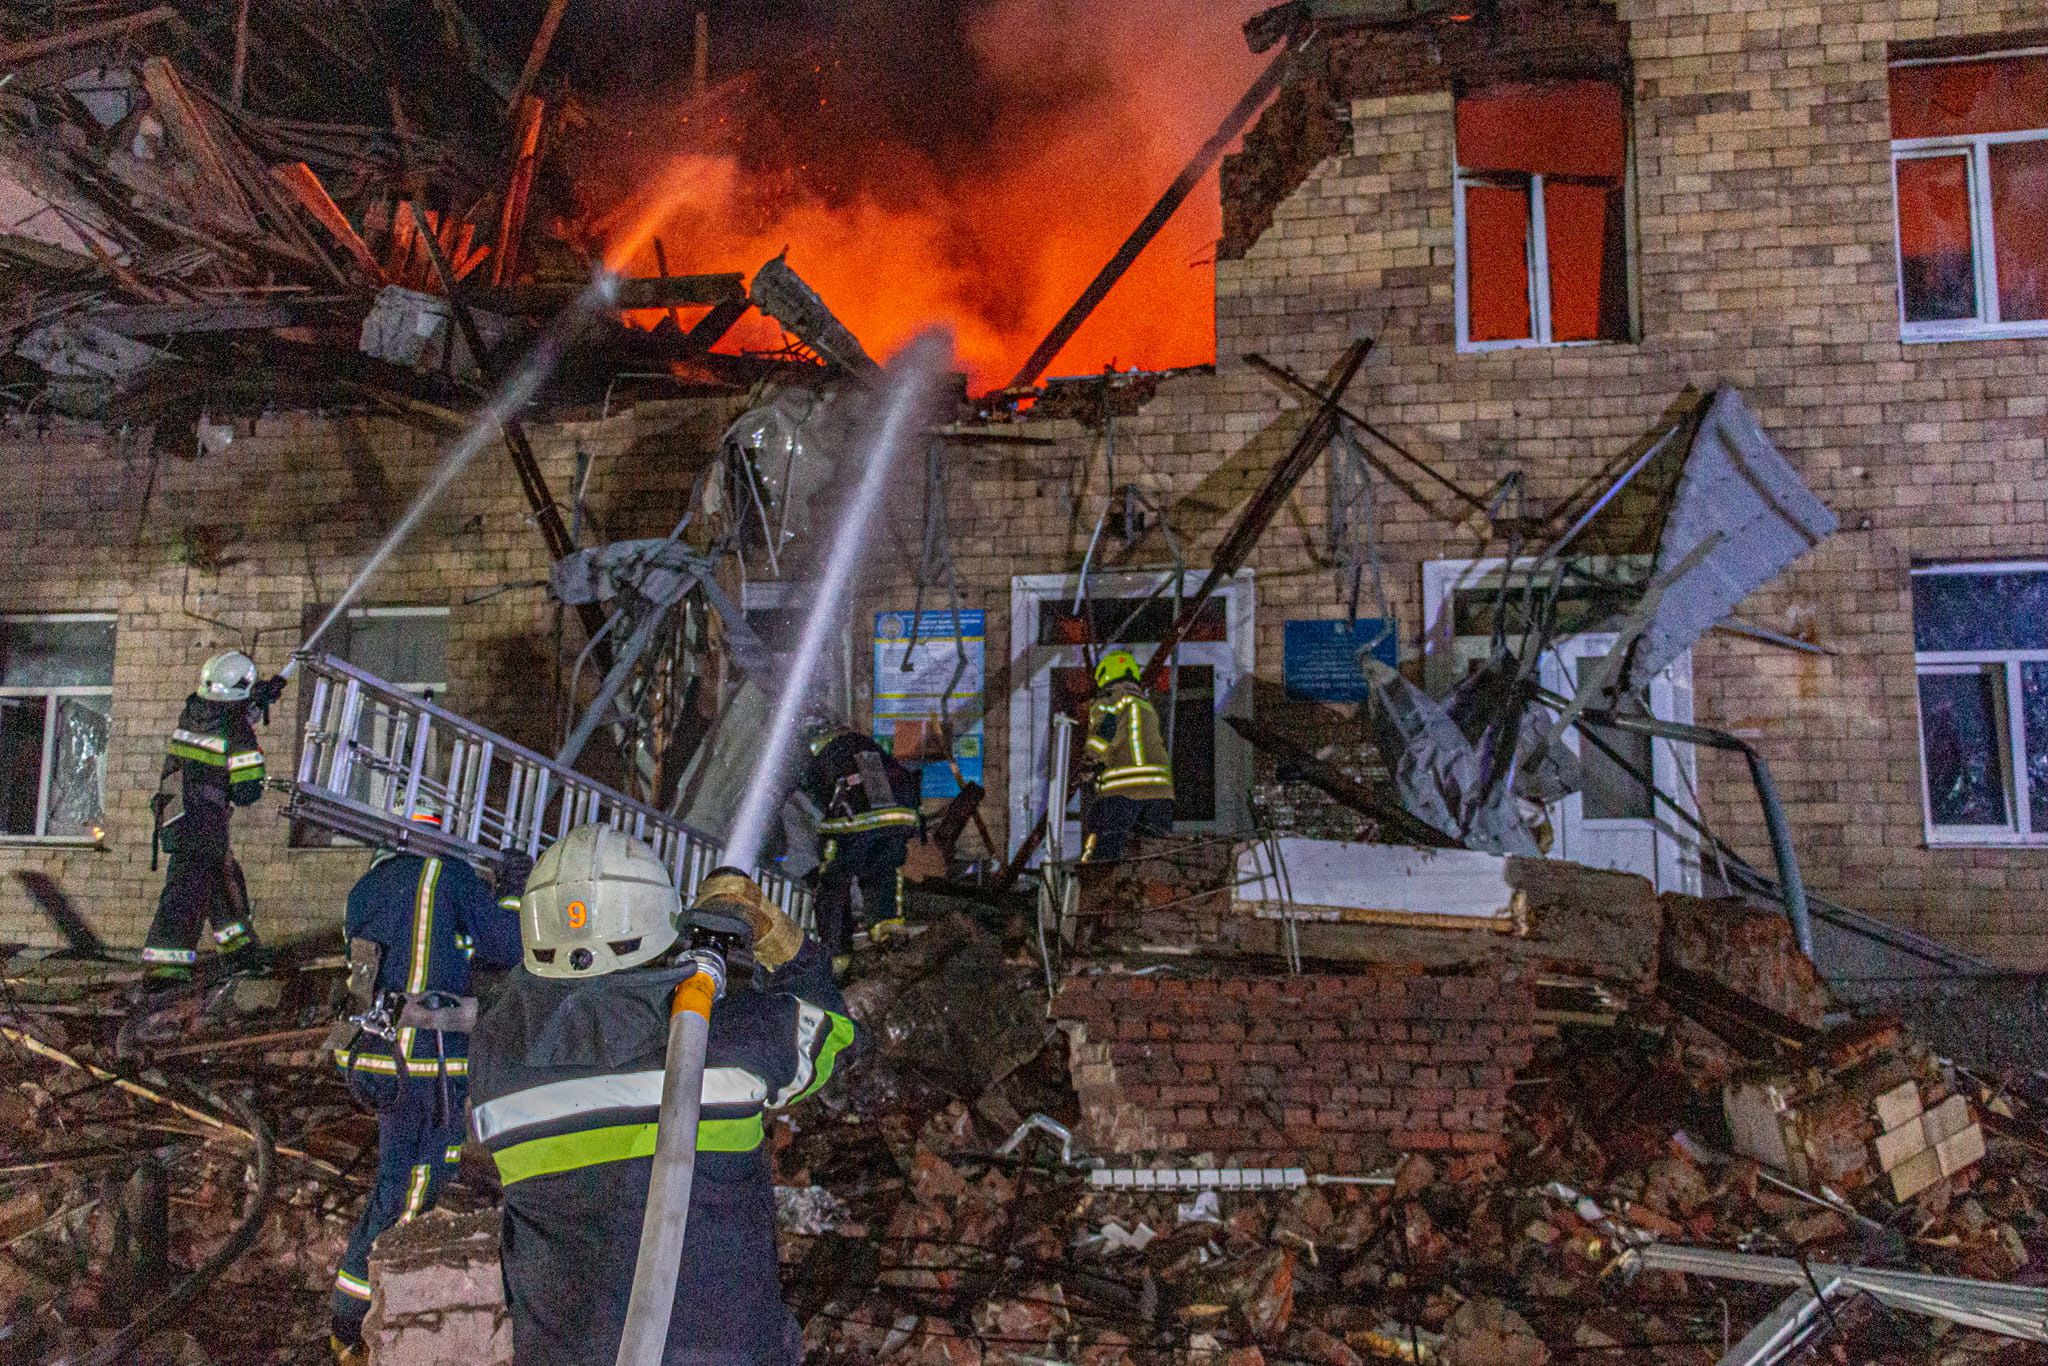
left=1078, top=649, right=1175, bottom=862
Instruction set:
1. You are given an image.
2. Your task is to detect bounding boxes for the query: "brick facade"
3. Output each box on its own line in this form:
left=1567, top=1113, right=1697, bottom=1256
left=3, top=0, right=2046, bottom=969
left=1054, top=968, right=1538, bottom=1165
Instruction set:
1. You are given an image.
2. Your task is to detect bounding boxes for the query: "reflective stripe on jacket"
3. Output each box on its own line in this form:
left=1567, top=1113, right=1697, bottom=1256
left=1086, top=686, right=1174, bottom=801
left=467, top=942, right=857, bottom=1366
left=334, top=852, right=522, bottom=1078
left=164, top=694, right=266, bottom=808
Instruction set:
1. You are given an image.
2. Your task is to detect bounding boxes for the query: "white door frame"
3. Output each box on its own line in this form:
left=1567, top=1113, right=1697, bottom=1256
left=1007, top=570, right=1256, bottom=861
left=1421, top=556, right=1700, bottom=893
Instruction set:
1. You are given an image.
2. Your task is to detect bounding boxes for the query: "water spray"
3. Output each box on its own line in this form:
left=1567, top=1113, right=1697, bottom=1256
left=282, top=271, right=624, bottom=678
left=722, top=331, right=951, bottom=871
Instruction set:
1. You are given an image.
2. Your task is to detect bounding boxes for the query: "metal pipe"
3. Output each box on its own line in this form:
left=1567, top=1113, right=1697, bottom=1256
left=1576, top=707, right=1813, bottom=959
left=615, top=956, right=723, bottom=1365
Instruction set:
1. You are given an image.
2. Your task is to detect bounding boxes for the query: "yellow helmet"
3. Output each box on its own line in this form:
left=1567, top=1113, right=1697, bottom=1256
left=1094, top=650, right=1141, bottom=689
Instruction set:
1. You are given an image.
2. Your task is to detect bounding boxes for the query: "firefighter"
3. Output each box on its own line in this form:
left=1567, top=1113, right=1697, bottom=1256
left=467, top=825, right=857, bottom=1366
left=326, top=799, right=529, bottom=1363
left=1079, top=649, right=1176, bottom=862
left=799, top=715, right=920, bottom=964
left=142, top=651, right=286, bottom=986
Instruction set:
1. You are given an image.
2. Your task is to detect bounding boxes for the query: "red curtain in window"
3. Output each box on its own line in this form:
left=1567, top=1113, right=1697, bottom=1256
left=1895, top=154, right=1977, bottom=322
left=1991, top=139, right=2048, bottom=320
left=1455, top=80, right=1627, bottom=178
left=1890, top=56, right=2048, bottom=138
left=1544, top=181, right=1616, bottom=341
left=1464, top=184, right=1532, bottom=341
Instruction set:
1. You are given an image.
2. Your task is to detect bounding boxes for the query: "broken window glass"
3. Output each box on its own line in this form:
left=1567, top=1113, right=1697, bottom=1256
left=1911, top=568, right=2048, bottom=652
left=0, top=617, right=115, bottom=839
left=1455, top=80, right=1631, bottom=346
left=45, top=696, right=108, bottom=838
left=1917, top=669, right=2009, bottom=827
left=2024, top=663, right=2048, bottom=830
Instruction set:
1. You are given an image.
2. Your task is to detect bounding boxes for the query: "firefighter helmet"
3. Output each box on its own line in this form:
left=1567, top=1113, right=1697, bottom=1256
left=519, top=823, right=679, bottom=979
left=1094, top=649, right=1141, bottom=689
left=200, top=651, right=258, bottom=702
left=398, top=790, right=442, bottom=825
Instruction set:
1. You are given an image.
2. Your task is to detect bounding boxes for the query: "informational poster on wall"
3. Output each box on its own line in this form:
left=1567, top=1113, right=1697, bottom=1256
left=872, top=609, right=984, bottom=801
left=1283, top=617, right=1398, bottom=702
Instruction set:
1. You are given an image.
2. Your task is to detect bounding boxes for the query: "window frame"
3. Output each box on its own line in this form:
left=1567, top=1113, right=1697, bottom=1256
left=1910, top=560, right=2048, bottom=847
left=1452, top=99, right=1638, bottom=353
left=0, top=611, right=115, bottom=845
left=1889, top=49, right=2048, bottom=342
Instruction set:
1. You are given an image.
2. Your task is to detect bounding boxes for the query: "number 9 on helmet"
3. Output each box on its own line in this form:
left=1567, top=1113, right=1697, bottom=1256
left=518, top=824, right=680, bottom=978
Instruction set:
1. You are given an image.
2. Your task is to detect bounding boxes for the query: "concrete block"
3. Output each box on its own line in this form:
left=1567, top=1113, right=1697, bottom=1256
left=365, top=1209, right=512, bottom=1366
left=1872, top=1080, right=1921, bottom=1134
left=1889, top=1144, right=1943, bottom=1202
left=1871, top=1116, right=1927, bottom=1174
left=1920, top=1093, right=1970, bottom=1147
left=1935, top=1124, right=1985, bottom=1178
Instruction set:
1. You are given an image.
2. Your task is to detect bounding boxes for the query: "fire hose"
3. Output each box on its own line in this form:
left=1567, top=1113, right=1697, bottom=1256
left=612, top=945, right=728, bottom=1365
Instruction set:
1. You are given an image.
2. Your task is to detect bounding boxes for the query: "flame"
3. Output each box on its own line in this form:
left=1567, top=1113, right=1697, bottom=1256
left=588, top=0, right=1271, bottom=392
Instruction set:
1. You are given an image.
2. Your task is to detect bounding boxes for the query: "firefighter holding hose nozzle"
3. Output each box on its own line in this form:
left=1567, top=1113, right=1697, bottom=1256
left=468, top=825, right=857, bottom=1366
left=142, top=650, right=289, bottom=987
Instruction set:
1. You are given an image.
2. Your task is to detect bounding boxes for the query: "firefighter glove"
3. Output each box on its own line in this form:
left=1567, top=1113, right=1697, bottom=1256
left=691, top=871, right=802, bottom=970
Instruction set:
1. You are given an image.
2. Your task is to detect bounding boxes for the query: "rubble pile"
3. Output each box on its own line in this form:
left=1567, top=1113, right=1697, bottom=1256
left=779, top=903, right=2048, bottom=1366
left=0, top=953, right=433, bottom=1364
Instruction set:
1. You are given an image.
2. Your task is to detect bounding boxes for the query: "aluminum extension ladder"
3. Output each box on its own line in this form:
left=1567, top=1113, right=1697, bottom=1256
left=285, top=652, right=810, bottom=922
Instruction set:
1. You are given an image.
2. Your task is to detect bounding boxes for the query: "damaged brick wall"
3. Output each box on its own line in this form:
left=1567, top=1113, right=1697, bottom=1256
left=1054, top=967, right=1537, bottom=1168
left=0, top=398, right=739, bottom=948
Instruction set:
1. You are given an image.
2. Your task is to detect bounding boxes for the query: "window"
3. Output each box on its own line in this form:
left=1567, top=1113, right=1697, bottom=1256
left=1454, top=79, right=1633, bottom=350
left=1911, top=562, right=2048, bottom=844
left=0, top=615, right=114, bottom=842
left=292, top=606, right=449, bottom=847
left=1890, top=51, right=2048, bottom=339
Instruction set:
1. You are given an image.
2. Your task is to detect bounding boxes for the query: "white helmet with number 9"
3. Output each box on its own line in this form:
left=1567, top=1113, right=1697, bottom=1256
left=519, top=823, right=679, bottom=979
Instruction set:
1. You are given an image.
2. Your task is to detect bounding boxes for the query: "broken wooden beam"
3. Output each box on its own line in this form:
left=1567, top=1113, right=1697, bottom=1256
left=507, top=0, right=571, bottom=115
left=1005, top=21, right=1306, bottom=391
left=271, top=162, right=384, bottom=283
left=0, top=5, right=176, bottom=65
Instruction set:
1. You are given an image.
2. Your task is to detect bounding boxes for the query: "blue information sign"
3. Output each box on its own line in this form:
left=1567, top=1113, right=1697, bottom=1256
left=1283, top=618, right=1398, bottom=702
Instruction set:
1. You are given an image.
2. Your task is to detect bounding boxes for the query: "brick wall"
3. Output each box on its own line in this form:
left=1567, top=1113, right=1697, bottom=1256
left=5, top=0, right=2048, bottom=972
left=0, top=397, right=740, bottom=949
left=1054, top=968, right=1538, bottom=1167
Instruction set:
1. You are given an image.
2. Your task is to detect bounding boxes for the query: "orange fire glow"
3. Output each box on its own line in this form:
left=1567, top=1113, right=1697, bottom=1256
left=592, top=0, right=1270, bottom=392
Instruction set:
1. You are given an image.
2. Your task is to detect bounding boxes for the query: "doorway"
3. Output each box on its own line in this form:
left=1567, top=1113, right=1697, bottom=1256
left=1422, top=557, right=1700, bottom=893
left=1007, top=571, right=1255, bottom=862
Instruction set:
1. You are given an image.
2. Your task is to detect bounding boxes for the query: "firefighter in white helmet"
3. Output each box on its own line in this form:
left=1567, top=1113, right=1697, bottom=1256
left=467, top=825, right=857, bottom=1366
left=142, top=651, right=288, bottom=987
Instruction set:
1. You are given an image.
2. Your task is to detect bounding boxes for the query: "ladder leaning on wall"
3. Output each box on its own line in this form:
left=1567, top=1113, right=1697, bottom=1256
left=284, top=653, right=810, bottom=923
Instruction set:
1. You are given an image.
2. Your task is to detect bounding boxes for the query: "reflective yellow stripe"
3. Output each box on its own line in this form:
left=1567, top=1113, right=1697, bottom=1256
left=401, top=1163, right=430, bottom=1220
left=818, top=807, right=918, bottom=835
left=490, top=1115, right=765, bottom=1185
left=228, top=750, right=265, bottom=773
left=780, top=1012, right=855, bottom=1108
left=332, top=1049, right=469, bottom=1077
left=335, top=1268, right=372, bottom=1300
left=168, top=742, right=228, bottom=767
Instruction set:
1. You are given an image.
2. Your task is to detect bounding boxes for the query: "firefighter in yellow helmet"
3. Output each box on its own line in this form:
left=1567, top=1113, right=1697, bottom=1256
left=1078, top=650, right=1175, bottom=862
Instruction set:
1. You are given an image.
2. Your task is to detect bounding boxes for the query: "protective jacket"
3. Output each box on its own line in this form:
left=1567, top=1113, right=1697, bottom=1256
left=468, top=941, right=856, bottom=1366
left=1085, top=682, right=1174, bottom=801
left=333, top=853, right=523, bottom=1079
left=158, top=694, right=265, bottom=831
left=802, top=727, right=919, bottom=837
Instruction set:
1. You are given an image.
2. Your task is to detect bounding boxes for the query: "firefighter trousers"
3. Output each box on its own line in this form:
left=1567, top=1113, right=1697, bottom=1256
left=815, top=828, right=909, bottom=957
left=331, top=1074, right=467, bottom=1344
left=143, top=805, right=256, bottom=973
left=1081, top=795, right=1175, bottom=863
